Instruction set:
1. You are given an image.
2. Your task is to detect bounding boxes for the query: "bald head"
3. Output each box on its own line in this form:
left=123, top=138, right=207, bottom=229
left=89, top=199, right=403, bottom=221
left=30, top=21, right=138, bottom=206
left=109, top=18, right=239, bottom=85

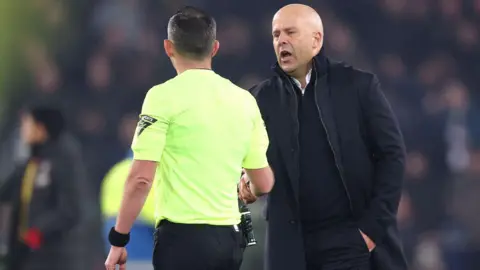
left=274, top=4, right=324, bottom=34
left=272, top=4, right=324, bottom=78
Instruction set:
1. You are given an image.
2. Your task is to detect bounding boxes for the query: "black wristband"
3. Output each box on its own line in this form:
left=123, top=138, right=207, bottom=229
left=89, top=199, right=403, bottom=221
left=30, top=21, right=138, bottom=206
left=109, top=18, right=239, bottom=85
left=108, top=227, right=130, bottom=247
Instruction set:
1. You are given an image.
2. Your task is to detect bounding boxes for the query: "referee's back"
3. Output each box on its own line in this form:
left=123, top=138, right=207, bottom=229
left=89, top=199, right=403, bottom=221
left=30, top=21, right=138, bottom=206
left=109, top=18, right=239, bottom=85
left=133, top=69, right=269, bottom=226
left=128, top=6, right=273, bottom=270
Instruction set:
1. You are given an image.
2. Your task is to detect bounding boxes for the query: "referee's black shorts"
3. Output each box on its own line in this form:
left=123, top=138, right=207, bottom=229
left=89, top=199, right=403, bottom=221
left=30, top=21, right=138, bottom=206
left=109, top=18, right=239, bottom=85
left=153, top=220, right=243, bottom=270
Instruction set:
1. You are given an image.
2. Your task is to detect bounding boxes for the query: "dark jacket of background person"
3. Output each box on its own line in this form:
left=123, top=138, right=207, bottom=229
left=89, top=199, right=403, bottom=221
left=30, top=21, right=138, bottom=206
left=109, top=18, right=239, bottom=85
left=249, top=53, right=407, bottom=270
left=0, top=134, right=85, bottom=270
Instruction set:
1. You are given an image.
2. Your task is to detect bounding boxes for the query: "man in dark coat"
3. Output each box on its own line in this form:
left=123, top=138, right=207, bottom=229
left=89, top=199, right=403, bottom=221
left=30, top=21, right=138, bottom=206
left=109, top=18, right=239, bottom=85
left=239, top=4, right=407, bottom=270
left=0, top=105, right=84, bottom=270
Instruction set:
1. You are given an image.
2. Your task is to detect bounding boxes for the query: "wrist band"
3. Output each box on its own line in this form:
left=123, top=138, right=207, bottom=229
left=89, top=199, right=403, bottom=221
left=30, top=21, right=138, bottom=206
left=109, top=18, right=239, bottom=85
left=108, top=227, right=130, bottom=247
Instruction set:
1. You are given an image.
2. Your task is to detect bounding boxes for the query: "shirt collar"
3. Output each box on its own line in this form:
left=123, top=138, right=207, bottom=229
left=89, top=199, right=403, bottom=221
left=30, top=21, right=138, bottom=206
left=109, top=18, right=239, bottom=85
left=291, top=69, right=312, bottom=91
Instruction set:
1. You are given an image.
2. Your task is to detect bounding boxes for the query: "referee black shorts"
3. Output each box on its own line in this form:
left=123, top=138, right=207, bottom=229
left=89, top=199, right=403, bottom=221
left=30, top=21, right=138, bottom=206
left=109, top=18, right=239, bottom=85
left=153, top=220, right=243, bottom=270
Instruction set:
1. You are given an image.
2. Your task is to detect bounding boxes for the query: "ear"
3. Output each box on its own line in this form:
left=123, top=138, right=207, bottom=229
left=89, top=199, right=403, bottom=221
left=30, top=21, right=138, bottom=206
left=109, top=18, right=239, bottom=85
left=164, top=40, right=175, bottom=58
left=313, top=32, right=323, bottom=51
left=211, top=40, right=220, bottom=58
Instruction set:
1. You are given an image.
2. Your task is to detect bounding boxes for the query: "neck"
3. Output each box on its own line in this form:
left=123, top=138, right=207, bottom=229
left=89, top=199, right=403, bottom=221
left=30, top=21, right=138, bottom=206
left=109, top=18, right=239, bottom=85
left=290, top=61, right=312, bottom=88
left=174, top=58, right=212, bottom=74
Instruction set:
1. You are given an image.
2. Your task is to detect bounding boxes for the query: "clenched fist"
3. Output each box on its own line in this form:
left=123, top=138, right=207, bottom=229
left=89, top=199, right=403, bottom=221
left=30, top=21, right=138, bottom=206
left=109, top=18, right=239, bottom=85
left=105, top=246, right=128, bottom=270
left=238, top=173, right=257, bottom=204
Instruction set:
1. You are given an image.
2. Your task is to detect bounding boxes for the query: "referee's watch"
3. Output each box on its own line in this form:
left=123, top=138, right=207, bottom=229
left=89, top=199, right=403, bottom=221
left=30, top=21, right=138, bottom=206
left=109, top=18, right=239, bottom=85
left=108, top=227, right=130, bottom=247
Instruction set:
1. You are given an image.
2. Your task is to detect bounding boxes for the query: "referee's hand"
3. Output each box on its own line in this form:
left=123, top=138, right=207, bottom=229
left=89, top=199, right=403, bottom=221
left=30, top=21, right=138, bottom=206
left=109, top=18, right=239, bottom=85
left=105, top=246, right=128, bottom=270
left=239, top=174, right=257, bottom=204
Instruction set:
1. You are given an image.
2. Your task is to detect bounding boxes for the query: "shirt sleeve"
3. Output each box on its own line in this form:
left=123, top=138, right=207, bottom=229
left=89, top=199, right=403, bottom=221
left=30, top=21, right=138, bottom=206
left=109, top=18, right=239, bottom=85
left=131, top=87, right=170, bottom=162
left=242, top=96, right=270, bottom=169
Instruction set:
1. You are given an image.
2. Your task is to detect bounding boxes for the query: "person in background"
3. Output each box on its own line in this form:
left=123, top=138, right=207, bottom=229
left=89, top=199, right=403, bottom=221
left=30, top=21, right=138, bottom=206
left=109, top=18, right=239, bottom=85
left=0, top=105, right=84, bottom=270
left=100, top=150, right=156, bottom=266
left=239, top=4, right=407, bottom=270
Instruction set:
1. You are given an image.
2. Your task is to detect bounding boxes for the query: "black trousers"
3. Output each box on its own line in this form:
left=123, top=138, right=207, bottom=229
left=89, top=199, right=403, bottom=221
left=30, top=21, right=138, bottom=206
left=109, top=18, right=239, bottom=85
left=304, top=226, right=372, bottom=270
left=153, top=220, right=243, bottom=270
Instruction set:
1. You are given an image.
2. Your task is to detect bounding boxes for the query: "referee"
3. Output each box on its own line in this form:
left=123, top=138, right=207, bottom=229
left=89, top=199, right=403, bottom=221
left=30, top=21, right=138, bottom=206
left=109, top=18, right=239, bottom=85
left=105, top=6, right=274, bottom=270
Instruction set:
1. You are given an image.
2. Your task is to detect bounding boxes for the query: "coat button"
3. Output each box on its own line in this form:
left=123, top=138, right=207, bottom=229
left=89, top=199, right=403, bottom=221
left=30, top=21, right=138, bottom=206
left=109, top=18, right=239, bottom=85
left=289, top=220, right=296, bottom=224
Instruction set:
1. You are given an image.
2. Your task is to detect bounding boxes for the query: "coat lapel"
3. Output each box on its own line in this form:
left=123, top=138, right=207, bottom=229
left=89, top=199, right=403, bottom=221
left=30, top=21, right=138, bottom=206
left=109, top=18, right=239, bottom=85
left=273, top=79, right=300, bottom=204
left=314, top=63, right=344, bottom=170
left=313, top=58, right=353, bottom=190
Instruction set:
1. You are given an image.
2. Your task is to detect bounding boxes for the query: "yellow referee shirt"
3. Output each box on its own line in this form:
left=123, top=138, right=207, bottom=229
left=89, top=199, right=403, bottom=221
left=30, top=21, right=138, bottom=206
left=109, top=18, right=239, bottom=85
left=131, top=69, right=269, bottom=226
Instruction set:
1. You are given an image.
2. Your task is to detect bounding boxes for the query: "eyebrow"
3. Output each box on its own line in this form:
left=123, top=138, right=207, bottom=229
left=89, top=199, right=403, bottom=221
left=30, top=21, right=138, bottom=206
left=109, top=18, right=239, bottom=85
left=272, top=27, right=296, bottom=34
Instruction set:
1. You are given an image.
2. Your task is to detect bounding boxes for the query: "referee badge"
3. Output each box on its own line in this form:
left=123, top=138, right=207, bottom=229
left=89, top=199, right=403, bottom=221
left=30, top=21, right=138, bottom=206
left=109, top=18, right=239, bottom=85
left=136, top=115, right=158, bottom=136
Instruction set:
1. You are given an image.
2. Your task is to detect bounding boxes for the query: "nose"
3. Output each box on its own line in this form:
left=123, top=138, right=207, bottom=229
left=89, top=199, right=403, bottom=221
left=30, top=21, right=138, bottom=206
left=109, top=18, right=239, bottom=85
left=277, top=32, right=289, bottom=45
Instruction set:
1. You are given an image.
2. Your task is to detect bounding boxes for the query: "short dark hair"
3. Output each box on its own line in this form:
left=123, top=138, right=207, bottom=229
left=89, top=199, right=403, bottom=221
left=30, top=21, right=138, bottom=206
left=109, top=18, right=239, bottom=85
left=167, top=6, right=216, bottom=60
left=27, top=106, right=65, bottom=140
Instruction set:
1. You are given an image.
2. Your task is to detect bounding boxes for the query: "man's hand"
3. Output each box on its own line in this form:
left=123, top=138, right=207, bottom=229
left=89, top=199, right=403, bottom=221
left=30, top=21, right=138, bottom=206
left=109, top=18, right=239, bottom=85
left=105, top=246, right=128, bottom=270
left=238, top=174, right=257, bottom=204
left=360, top=230, right=376, bottom=252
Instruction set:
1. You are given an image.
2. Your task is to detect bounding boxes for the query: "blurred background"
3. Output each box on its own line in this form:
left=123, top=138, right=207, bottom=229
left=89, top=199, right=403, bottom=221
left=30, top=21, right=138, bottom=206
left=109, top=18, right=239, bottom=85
left=0, top=0, right=479, bottom=269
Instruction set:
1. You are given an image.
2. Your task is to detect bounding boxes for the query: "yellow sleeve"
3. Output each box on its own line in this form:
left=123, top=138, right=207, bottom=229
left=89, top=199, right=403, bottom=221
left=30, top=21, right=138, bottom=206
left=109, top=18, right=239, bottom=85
left=131, top=87, right=170, bottom=162
left=242, top=96, right=270, bottom=169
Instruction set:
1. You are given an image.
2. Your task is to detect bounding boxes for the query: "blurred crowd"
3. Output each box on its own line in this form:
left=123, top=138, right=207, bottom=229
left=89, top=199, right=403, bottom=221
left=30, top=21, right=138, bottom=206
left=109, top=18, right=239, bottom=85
left=1, top=0, right=479, bottom=269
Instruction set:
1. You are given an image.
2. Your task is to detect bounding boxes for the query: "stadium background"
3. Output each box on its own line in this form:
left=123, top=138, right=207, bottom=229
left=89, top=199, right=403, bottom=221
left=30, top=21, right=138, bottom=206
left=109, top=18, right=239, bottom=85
left=1, top=0, right=480, bottom=269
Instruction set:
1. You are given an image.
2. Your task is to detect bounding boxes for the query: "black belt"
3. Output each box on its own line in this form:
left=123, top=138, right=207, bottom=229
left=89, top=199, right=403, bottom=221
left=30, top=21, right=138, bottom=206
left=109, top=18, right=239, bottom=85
left=156, top=219, right=239, bottom=232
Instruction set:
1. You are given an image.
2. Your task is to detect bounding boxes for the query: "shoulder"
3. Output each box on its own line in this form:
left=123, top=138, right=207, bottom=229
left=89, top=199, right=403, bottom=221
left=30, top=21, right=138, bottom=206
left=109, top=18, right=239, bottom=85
left=214, top=76, right=258, bottom=105
left=248, top=76, right=282, bottom=98
left=145, top=81, right=173, bottom=99
left=45, top=135, right=86, bottom=179
left=328, top=60, right=378, bottom=89
left=141, top=81, right=178, bottom=115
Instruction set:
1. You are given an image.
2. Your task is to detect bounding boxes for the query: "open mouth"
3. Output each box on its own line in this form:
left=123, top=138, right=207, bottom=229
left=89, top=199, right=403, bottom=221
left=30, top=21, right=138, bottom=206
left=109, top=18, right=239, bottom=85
left=280, top=51, right=292, bottom=58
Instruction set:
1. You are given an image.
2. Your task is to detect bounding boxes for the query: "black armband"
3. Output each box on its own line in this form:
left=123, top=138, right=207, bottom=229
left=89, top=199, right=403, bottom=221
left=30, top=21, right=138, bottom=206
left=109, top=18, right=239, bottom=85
left=108, top=227, right=130, bottom=247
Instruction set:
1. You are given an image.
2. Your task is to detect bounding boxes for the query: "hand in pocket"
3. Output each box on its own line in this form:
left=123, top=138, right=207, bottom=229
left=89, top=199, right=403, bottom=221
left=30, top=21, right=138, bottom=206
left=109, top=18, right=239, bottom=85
left=359, top=230, right=376, bottom=252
